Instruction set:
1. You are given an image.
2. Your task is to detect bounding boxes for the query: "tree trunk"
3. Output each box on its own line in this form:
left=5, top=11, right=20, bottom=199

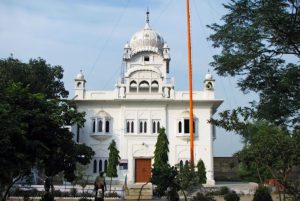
left=180, top=189, right=187, bottom=201
left=1, top=175, right=22, bottom=201
left=137, top=182, right=149, bottom=201
left=109, top=177, right=112, bottom=193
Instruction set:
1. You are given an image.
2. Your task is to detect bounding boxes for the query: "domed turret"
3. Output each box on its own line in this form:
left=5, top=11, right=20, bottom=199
left=76, top=70, right=85, bottom=80
left=129, top=23, right=165, bottom=55
left=204, top=70, right=215, bottom=91
left=74, top=70, right=86, bottom=99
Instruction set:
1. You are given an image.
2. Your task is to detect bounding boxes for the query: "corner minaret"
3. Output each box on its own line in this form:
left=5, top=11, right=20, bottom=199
left=204, top=71, right=215, bottom=91
left=75, top=70, right=86, bottom=99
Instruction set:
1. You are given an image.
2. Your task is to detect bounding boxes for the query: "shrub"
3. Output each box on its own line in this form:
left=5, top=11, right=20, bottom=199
left=105, top=191, right=120, bottom=198
left=53, top=190, right=62, bottom=197
left=70, top=188, right=77, bottom=197
left=191, top=192, right=216, bottom=201
left=224, top=191, right=240, bottom=201
left=219, top=186, right=230, bottom=195
left=252, top=186, right=273, bottom=201
left=40, top=193, right=54, bottom=201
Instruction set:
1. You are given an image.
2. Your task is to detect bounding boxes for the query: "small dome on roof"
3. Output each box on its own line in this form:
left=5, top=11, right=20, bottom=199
left=76, top=70, right=85, bottom=80
left=205, top=73, right=213, bottom=80
left=124, top=42, right=130, bottom=49
left=129, top=22, right=165, bottom=55
left=163, top=43, right=169, bottom=49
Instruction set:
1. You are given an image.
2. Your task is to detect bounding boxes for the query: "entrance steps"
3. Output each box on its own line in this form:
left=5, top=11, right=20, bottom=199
left=124, top=183, right=153, bottom=200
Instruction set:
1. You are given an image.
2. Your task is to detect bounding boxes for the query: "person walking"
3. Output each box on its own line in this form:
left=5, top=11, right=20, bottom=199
left=94, top=172, right=106, bottom=201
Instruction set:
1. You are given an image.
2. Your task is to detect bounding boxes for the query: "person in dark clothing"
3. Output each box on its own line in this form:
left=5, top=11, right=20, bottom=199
left=94, top=172, right=106, bottom=201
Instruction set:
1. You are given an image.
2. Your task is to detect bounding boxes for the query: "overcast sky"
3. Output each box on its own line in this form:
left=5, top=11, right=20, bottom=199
left=0, top=0, right=257, bottom=156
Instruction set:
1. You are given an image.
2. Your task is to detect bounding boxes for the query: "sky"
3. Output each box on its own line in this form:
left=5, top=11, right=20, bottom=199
left=0, top=0, right=256, bottom=156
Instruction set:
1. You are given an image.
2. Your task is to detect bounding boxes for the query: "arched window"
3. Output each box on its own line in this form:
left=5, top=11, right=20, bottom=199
left=98, top=120, right=103, bottom=132
left=144, top=122, right=147, bottom=133
left=139, top=121, right=143, bottom=133
left=180, top=160, right=183, bottom=170
left=104, top=160, right=108, bottom=173
left=99, top=160, right=102, bottom=172
left=152, top=121, right=156, bottom=133
left=193, top=120, right=195, bottom=134
left=185, top=160, right=189, bottom=166
left=105, top=120, right=110, bottom=133
left=93, top=160, right=97, bottom=173
left=126, top=121, right=130, bottom=133
left=184, top=119, right=189, bottom=133
left=151, top=81, right=159, bottom=92
left=157, top=121, right=160, bottom=132
left=139, top=81, right=150, bottom=93
left=129, top=81, right=137, bottom=93
left=131, top=121, right=134, bottom=133
left=92, top=119, right=96, bottom=133
left=144, top=56, right=150, bottom=62
left=178, top=121, right=182, bottom=133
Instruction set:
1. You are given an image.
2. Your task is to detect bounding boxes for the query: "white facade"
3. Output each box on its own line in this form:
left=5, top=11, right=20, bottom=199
left=72, top=19, right=222, bottom=185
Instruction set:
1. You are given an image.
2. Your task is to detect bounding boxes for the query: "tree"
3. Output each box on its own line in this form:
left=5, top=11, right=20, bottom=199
left=151, top=128, right=172, bottom=197
left=207, top=1, right=300, bottom=200
left=72, top=164, right=90, bottom=197
left=208, top=0, right=300, bottom=128
left=196, top=160, right=207, bottom=185
left=153, top=128, right=169, bottom=168
left=177, top=162, right=198, bottom=194
left=235, top=122, right=300, bottom=201
left=106, top=140, right=120, bottom=192
left=0, top=57, right=94, bottom=201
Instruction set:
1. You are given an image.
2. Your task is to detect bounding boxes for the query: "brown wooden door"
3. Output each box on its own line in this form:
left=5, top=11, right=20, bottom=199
left=135, top=159, right=151, bottom=183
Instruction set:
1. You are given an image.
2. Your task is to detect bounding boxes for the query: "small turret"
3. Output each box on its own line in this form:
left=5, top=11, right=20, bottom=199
left=123, top=42, right=131, bottom=60
left=75, top=70, right=86, bottom=99
left=204, top=71, right=215, bottom=91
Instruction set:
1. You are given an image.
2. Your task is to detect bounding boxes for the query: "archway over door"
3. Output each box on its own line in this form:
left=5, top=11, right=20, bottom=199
left=135, top=159, right=151, bottom=183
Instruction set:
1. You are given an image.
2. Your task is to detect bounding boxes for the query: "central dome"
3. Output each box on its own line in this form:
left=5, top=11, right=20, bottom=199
left=129, top=23, right=165, bottom=55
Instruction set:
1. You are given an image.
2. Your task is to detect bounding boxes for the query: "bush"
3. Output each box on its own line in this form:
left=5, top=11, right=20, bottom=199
left=191, top=192, right=216, bottom=201
left=220, top=186, right=230, bottom=195
left=224, top=191, right=240, bottom=201
left=11, top=188, right=42, bottom=197
left=105, top=191, right=119, bottom=198
left=53, top=190, right=62, bottom=197
left=253, top=186, right=273, bottom=201
left=40, top=193, right=54, bottom=201
left=70, top=188, right=77, bottom=197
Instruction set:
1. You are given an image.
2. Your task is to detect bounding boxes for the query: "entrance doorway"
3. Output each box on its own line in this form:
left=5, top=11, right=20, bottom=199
left=135, top=159, right=151, bottom=183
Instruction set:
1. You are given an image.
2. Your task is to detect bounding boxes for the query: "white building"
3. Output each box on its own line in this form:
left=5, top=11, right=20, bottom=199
left=72, top=16, right=222, bottom=185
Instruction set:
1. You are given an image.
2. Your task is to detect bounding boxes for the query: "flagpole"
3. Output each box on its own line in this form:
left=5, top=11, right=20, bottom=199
left=186, top=0, right=194, bottom=165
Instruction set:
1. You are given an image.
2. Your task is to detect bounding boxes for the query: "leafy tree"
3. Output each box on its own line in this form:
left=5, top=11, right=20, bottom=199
left=72, top=164, right=90, bottom=197
left=237, top=161, right=271, bottom=184
left=235, top=122, right=300, bottom=200
left=207, top=1, right=300, bottom=200
left=151, top=128, right=171, bottom=197
left=197, top=159, right=207, bottom=184
left=177, top=162, right=198, bottom=195
left=208, top=0, right=300, bottom=128
left=0, top=57, right=94, bottom=201
left=106, top=140, right=120, bottom=192
left=153, top=128, right=169, bottom=168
